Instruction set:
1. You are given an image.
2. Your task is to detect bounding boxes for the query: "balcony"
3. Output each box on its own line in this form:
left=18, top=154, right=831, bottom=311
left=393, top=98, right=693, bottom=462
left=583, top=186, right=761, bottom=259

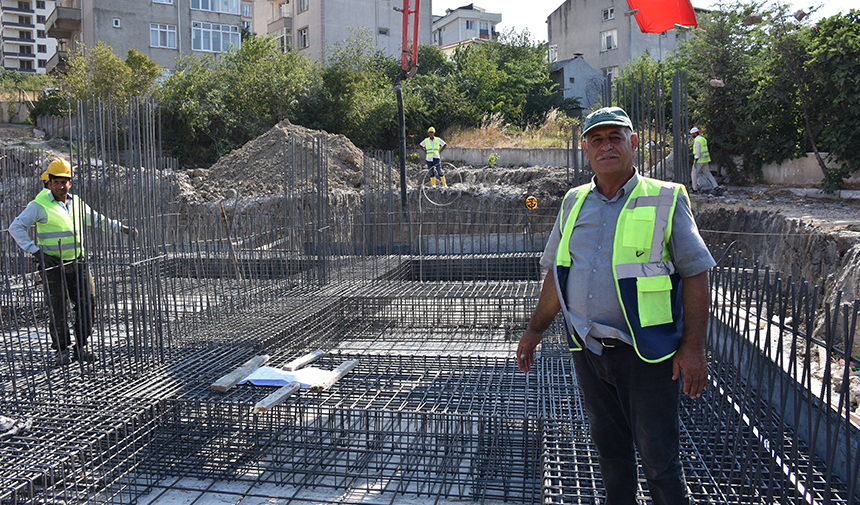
left=267, top=14, right=292, bottom=33
left=3, top=6, right=35, bottom=13
left=45, top=48, right=67, bottom=74
left=4, top=51, right=36, bottom=58
left=45, top=4, right=80, bottom=39
left=4, top=66, right=36, bottom=73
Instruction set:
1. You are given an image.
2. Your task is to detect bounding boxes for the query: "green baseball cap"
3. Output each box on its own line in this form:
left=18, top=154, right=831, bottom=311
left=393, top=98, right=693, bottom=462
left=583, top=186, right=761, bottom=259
left=582, top=106, right=633, bottom=137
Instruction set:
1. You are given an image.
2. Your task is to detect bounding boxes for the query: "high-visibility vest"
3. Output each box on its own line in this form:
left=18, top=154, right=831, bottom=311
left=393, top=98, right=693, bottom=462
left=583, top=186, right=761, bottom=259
left=694, top=135, right=711, bottom=163
left=554, top=177, right=685, bottom=362
left=33, top=190, right=85, bottom=260
left=423, top=137, right=443, bottom=160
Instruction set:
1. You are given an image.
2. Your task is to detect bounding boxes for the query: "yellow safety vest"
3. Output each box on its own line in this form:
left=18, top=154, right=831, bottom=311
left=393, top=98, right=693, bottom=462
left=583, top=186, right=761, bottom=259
left=423, top=137, right=443, bottom=160
left=694, top=135, right=711, bottom=163
left=554, top=177, right=685, bottom=362
left=34, top=190, right=85, bottom=261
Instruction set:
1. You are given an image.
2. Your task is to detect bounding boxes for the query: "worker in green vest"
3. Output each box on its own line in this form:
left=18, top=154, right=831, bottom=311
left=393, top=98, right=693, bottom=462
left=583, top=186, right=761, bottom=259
left=517, top=107, right=715, bottom=504
left=8, top=158, right=136, bottom=365
left=419, top=126, right=448, bottom=188
left=690, top=127, right=718, bottom=193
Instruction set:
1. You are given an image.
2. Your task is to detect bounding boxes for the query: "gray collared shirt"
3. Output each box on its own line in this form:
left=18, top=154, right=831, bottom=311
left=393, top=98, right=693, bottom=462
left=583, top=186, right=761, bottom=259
left=540, top=172, right=715, bottom=354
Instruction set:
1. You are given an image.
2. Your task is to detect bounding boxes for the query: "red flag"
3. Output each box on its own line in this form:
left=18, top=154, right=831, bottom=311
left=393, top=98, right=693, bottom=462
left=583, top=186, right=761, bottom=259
left=626, top=0, right=698, bottom=33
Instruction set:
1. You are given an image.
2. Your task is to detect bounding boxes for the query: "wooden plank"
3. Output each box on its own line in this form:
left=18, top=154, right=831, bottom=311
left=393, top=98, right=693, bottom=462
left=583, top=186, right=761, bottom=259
left=309, top=360, right=359, bottom=392
left=252, top=382, right=301, bottom=414
left=211, top=355, right=269, bottom=393
left=284, top=349, right=325, bottom=371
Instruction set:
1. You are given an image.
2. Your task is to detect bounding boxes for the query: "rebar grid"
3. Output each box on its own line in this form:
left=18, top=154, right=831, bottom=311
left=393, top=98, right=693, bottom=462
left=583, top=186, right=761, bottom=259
left=0, top=399, right=162, bottom=505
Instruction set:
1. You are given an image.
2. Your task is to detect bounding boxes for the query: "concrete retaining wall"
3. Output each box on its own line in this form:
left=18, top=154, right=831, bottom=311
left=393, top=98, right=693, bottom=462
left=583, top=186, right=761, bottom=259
left=411, top=147, right=571, bottom=168
left=761, top=153, right=859, bottom=185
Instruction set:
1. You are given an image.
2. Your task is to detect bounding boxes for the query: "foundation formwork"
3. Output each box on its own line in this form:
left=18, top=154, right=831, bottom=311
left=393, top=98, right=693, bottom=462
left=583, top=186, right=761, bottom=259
left=1, top=101, right=859, bottom=504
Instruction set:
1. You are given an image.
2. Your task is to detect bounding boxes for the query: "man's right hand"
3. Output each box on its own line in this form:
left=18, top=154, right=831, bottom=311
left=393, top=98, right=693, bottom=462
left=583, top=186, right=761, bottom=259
left=517, top=328, right=544, bottom=374
left=31, top=252, right=41, bottom=270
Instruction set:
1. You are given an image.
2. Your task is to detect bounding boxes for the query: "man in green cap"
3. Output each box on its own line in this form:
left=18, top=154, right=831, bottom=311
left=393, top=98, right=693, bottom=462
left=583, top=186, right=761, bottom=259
left=517, top=106, right=714, bottom=504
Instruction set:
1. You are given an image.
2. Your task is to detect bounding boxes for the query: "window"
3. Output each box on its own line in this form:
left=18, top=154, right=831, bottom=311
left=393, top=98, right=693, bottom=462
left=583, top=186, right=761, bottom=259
left=191, top=0, right=240, bottom=15
left=600, top=29, right=617, bottom=51
left=36, top=15, right=45, bottom=23
left=602, top=66, right=619, bottom=80
left=378, top=28, right=388, bottom=36
left=18, top=2, right=31, bottom=9
left=465, top=20, right=475, bottom=30
left=297, top=0, right=308, bottom=13
left=151, top=23, right=177, bottom=48
left=192, top=22, right=241, bottom=52
left=113, top=18, right=121, bottom=28
left=38, top=59, right=46, bottom=67
left=602, top=7, right=615, bottom=21
left=37, top=29, right=45, bottom=37
left=20, top=45, right=32, bottom=54
left=36, top=0, right=45, bottom=8
left=20, top=60, right=33, bottom=70
left=242, top=2, right=252, bottom=17
left=569, top=77, right=575, bottom=83
left=297, top=27, right=308, bottom=48
left=278, top=2, right=290, bottom=19
left=20, top=30, right=32, bottom=39
left=37, top=44, right=45, bottom=52
left=479, top=21, right=488, bottom=36
left=547, top=44, right=557, bottom=62
left=275, top=27, right=291, bottom=51
left=153, top=0, right=174, bottom=3
left=19, top=16, right=32, bottom=25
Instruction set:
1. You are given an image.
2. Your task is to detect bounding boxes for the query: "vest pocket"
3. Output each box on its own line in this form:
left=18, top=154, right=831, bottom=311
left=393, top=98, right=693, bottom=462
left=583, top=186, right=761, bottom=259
left=621, top=206, right=655, bottom=251
left=636, top=275, right=673, bottom=327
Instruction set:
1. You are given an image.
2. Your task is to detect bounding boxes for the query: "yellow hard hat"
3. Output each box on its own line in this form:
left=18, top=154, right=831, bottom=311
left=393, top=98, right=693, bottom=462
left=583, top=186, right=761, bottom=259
left=40, top=170, right=49, bottom=181
left=428, top=126, right=436, bottom=133
left=46, top=158, right=72, bottom=178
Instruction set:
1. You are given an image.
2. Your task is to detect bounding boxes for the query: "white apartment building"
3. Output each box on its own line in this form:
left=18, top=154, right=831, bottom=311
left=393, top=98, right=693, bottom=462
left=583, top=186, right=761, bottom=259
left=255, top=0, right=433, bottom=63
left=1, top=0, right=58, bottom=74
left=431, top=3, right=500, bottom=53
left=45, top=0, right=246, bottom=74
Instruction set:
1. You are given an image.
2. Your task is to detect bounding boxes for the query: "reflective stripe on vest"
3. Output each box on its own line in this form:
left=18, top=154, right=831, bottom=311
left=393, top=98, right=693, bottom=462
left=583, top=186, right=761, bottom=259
left=694, top=135, right=711, bottom=163
left=34, top=191, right=85, bottom=260
left=424, top=137, right=443, bottom=160
left=554, top=178, right=685, bottom=362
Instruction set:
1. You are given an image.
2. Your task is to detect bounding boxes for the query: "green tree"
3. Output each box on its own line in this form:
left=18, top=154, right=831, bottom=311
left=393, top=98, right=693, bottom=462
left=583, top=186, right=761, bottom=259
left=160, top=36, right=318, bottom=161
left=63, top=42, right=162, bottom=104
left=806, top=10, right=860, bottom=189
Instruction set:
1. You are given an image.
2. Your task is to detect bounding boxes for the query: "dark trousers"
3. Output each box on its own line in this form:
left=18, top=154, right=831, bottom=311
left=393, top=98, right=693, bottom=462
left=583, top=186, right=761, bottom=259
left=426, top=158, right=443, bottom=178
left=571, top=344, right=689, bottom=505
left=42, top=257, right=95, bottom=352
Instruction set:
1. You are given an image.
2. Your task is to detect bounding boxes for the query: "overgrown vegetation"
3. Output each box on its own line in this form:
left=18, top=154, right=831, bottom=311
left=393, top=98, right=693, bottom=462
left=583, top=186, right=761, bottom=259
left=664, top=3, right=860, bottom=190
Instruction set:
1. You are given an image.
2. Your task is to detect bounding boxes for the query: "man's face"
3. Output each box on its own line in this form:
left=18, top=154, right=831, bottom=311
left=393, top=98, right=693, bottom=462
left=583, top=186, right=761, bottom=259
left=582, top=125, right=638, bottom=178
left=48, top=177, right=71, bottom=200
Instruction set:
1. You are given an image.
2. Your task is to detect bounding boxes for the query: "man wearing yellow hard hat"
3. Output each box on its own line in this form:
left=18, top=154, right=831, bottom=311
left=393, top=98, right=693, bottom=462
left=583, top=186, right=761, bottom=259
left=419, top=126, right=448, bottom=188
left=8, top=158, right=137, bottom=365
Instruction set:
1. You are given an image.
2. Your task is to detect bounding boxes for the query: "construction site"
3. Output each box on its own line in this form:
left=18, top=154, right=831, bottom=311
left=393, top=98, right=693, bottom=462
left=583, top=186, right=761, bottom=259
left=1, top=94, right=859, bottom=505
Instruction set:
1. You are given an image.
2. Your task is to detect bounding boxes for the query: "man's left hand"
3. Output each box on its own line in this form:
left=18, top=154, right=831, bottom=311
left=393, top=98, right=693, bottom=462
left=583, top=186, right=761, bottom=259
left=122, top=226, right=138, bottom=239
left=672, top=343, right=708, bottom=399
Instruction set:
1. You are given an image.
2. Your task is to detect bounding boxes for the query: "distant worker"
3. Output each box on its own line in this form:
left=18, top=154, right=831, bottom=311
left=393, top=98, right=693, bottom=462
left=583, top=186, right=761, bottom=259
left=8, top=158, right=136, bottom=365
left=689, top=127, right=718, bottom=193
left=419, top=126, right=447, bottom=188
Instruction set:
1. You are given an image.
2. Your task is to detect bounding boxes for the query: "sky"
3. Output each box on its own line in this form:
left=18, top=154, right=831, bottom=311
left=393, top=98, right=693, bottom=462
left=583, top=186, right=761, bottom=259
left=430, top=0, right=856, bottom=43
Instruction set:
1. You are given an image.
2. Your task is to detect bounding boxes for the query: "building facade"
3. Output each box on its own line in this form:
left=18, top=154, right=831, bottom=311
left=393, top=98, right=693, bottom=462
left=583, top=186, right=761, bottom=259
left=255, top=0, right=433, bottom=63
left=431, top=3, right=499, bottom=51
left=548, top=0, right=692, bottom=82
left=1, top=0, right=58, bottom=74
left=45, top=0, right=245, bottom=74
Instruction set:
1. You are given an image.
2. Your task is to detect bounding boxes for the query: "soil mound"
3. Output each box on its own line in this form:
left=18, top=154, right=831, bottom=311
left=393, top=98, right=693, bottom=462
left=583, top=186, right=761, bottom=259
left=188, top=120, right=365, bottom=200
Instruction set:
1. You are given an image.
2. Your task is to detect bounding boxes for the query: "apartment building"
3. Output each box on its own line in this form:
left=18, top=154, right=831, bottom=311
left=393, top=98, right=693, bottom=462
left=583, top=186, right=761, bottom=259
left=431, top=3, right=500, bottom=54
left=255, top=0, right=433, bottom=63
left=548, top=0, right=694, bottom=82
left=1, top=0, right=58, bottom=73
left=45, top=0, right=246, bottom=74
